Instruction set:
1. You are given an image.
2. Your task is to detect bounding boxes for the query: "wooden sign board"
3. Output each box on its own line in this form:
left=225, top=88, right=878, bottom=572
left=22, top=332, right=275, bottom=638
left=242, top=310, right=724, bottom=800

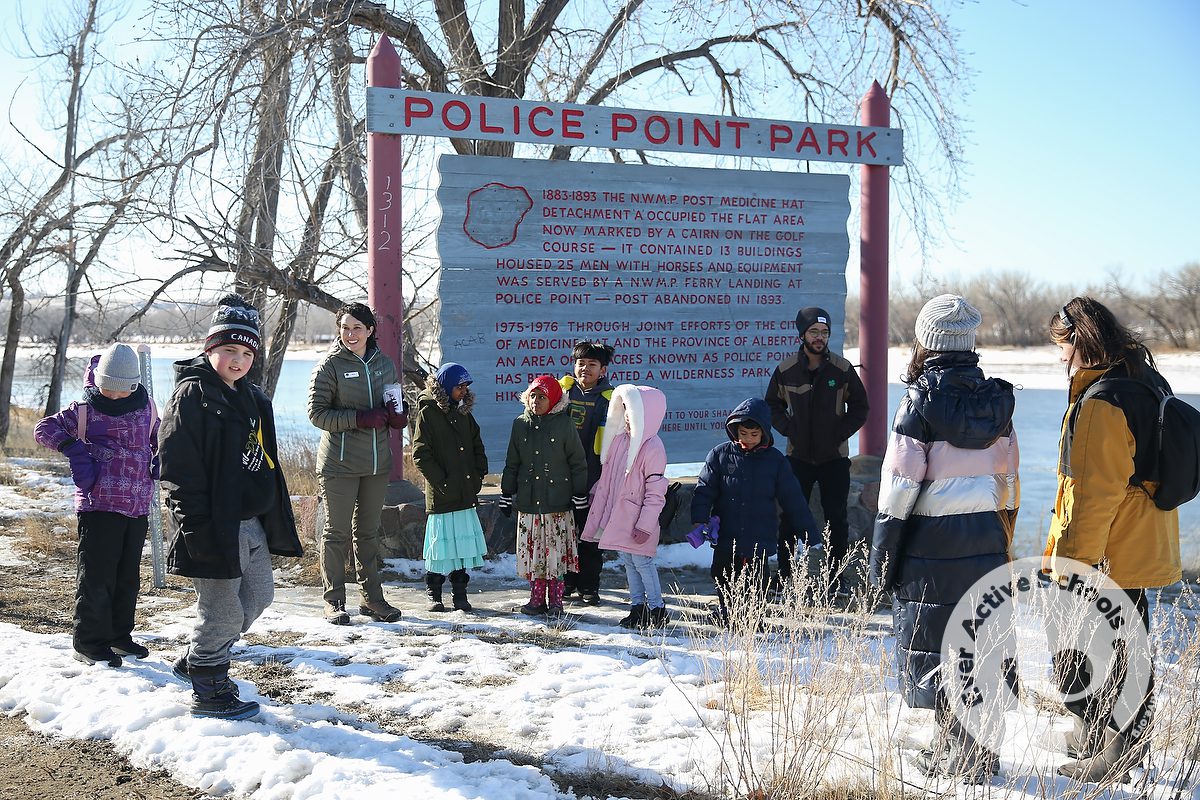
left=437, top=155, right=851, bottom=469
left=368, top=88, right=902, bottom=166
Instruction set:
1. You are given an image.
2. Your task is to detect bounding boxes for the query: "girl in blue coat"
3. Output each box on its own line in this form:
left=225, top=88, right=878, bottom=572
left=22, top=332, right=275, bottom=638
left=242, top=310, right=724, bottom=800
left=691, top=397, right=821, bottom=624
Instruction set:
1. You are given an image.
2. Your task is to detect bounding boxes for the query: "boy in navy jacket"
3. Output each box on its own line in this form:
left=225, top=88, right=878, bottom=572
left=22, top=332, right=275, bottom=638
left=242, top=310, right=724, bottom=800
left=691, top=398, right=822, bottom=624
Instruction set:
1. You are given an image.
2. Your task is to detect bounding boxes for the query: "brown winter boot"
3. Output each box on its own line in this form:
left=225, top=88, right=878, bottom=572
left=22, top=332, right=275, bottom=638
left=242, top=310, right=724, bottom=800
left=359, top=598, right=402, bottom=623
left=1057, top=727, right=1148, bottom=784
left=324, top=601, right=351, bottom=625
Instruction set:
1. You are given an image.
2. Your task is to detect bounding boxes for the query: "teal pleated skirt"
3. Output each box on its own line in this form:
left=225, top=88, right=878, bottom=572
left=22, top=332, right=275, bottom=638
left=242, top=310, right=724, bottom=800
left=423, top=508, right=488, bottom=574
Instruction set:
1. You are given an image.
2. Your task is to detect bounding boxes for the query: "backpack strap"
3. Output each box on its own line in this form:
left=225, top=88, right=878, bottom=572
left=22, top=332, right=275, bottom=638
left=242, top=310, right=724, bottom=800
left=1070, top=376, right=1167, bottom=490
left=77, top=403, right=89, bottom=443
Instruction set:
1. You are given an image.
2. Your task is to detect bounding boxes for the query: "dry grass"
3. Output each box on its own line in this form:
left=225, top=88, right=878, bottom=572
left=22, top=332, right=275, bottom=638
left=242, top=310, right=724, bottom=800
left=19, top=514, right=78, bottom=561
left=2, top=406, right=46, bottom=458
left=674, top=546, right=1200, bottom=798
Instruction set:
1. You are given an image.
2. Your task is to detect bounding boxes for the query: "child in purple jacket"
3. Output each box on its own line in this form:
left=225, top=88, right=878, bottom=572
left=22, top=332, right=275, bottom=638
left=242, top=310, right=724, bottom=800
left=35, top=343, right=159, bottom=668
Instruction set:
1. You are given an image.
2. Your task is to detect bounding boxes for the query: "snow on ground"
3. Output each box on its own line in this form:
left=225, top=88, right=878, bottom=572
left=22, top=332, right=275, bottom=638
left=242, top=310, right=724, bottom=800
left=2, top=352, right=1200, bottom=799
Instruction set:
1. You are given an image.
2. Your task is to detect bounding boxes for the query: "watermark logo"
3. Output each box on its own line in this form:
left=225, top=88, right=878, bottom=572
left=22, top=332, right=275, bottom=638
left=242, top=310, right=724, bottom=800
left=942, top=557, right=1151, bottom=748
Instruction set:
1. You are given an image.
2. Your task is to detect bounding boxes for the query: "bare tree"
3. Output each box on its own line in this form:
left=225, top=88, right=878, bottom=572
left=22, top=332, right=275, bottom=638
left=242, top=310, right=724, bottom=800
left=100, top=0, right=965, bottom=399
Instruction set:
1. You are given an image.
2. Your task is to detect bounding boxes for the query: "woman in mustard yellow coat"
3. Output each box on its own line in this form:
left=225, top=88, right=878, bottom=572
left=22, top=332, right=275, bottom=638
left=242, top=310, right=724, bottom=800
left=1044, top=296, right=1180, bottom=783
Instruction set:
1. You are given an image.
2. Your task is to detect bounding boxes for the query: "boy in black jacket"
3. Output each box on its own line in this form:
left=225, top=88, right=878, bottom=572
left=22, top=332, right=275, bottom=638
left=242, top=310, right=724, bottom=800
left=160, top=294, right=304, bottom=720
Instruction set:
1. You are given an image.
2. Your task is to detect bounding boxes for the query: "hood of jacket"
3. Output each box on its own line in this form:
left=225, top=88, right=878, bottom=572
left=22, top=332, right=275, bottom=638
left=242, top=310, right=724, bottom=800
left=519, top=384, right=570, bottom=418
left=173, top=354, right=229, bottom=391
left=421, top=373, right=476, bottom=415
left=725, top=397, right=774, bottom=447
left=599, top=384, right=667, bottom=474
left=910, top=351, right=1014, bottom=450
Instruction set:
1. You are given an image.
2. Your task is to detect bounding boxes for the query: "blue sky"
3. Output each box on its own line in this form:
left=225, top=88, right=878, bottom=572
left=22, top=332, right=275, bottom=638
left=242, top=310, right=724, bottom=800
left=0, top=1, right=1196, bottom=291
left=906, top=0, right=1200, bottom=288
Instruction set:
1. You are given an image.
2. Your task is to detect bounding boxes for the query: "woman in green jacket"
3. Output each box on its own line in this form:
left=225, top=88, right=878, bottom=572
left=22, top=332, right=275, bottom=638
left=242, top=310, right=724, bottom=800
left=307, top=303, right=406, bottom=625
left=410, top=363, right=488, bottom=612
left=500, top=375, right=588, bottom=618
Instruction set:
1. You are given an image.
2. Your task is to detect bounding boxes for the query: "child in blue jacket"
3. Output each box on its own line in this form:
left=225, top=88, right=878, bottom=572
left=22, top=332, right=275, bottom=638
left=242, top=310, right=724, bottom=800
left=690, top=398, right=822, bottom=624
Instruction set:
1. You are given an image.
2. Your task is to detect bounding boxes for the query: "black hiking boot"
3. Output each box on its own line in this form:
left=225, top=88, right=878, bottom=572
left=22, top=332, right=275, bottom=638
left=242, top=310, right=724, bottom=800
left=190, top=663, right=259, bottom=721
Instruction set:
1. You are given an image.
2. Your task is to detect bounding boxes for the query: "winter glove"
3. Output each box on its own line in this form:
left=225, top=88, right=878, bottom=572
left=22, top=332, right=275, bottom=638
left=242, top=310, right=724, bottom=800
left=497, top=494, right=513, bottom=518
left=61, top=439, right=100, bottom=493
left=356, top=407, right=389, bottom=429
left=385, top=400, right=408, bottom=429
left=685, top=516, right=721, bottom=549
left=150, top=454, right=161, bottom=481
left=630, top=529, right=652, bottom=545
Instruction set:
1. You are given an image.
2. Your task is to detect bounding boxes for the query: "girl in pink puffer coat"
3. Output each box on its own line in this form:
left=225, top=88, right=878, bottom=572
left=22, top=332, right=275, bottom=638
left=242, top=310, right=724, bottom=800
left=581, top=384, right=669, bottom=629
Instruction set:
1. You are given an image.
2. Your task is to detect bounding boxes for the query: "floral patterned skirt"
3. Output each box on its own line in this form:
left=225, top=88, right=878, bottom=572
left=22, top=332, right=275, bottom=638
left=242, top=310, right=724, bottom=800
left=515, top=511, right=578, bottom=580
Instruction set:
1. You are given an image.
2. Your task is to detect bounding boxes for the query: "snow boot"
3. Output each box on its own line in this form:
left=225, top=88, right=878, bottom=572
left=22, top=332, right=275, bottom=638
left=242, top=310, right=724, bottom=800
left=425, top=573, right=447, bottom=613
left=172, top=653, right=192, bottom=683
left=1064, top=709, right=1106, bottom=759
left=190, top=663, right=259, bottom=720
left=1058, top=726, right=1148, bottom=784
left=449, top=570, right=473, bottom=612
left=520, top=579, right=547, bottom=615
left=73, top=645, right=122, bottom=667
left=359, top=597, right=402, bottom=623
left=642, top=606, right=669, bottom=629
left=618, top=604, right=647, bottom=628
left=324, top=601, right=351, bottom=625
left=110, top=637, right=150, bottom=659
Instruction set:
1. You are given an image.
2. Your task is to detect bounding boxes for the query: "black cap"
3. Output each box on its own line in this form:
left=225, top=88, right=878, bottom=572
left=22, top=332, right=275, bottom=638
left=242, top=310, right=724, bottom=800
left=796, top=307, right=831, bottom=332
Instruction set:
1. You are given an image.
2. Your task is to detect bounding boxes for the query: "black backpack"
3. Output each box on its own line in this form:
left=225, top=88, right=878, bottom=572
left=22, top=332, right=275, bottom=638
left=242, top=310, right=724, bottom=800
left=1072, top=377, right=1200, bottom=511
left=658, top=480, right=684, bottom=533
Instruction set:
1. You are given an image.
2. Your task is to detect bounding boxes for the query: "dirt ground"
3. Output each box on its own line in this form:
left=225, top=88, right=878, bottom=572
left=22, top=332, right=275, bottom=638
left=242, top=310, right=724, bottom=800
left=0, top=550, right=210, bottom=800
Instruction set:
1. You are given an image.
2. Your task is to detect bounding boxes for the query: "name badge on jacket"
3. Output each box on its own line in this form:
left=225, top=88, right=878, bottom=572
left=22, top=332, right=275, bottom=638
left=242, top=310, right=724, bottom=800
left=344, top=371, right=360, bottom=378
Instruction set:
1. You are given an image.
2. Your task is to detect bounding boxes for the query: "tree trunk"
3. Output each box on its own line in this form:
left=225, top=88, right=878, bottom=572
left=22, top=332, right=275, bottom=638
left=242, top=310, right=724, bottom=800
left=44, top=254, right=86, bottom=416
left=0, top=278, right=27, bottom=445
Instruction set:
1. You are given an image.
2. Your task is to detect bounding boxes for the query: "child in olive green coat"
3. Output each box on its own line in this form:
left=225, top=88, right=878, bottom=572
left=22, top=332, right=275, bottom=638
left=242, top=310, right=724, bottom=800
left=500, top=375, right=588, bottom=618
left=411, top=363, right=488, bottom=612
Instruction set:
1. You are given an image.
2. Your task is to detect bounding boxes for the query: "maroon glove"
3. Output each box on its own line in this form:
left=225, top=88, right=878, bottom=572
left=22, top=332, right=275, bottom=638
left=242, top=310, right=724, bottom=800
left=630, top=529, right=652, bottom=545
left=356, top=407, right=389, bottom=429
left=386, top=398, right=408, bottom=429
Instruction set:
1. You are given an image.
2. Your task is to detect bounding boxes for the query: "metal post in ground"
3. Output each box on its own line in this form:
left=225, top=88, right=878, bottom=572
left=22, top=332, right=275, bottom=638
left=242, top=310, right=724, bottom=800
left=137, top=344, right=166, bottom=588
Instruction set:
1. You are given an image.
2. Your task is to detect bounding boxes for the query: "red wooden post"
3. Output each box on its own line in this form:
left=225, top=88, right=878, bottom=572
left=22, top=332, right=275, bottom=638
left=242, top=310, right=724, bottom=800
left=859, top=81, right=891, bottom=457
left=367, top=36, right=406, bottom=481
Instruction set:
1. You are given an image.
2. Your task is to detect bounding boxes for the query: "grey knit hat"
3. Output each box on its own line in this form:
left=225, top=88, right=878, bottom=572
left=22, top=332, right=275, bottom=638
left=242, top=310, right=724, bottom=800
left=915, top=294, right=981, bottom=352
left=95, top=343, right=141, bottom=393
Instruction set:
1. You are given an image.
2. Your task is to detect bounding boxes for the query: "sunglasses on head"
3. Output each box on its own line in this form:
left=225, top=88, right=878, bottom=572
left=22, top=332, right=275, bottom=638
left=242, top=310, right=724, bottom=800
left=1059, top=304, right=1074, bottom=330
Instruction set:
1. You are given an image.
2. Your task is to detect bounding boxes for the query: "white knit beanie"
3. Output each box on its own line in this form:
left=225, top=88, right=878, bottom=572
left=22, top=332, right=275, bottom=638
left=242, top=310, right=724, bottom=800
left=915, top=294, right=981, bottom=352
left=95, top=343, right=141, bottom=393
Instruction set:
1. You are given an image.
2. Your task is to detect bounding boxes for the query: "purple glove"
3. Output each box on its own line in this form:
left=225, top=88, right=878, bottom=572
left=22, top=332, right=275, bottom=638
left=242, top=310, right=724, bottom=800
left=356, top=407, right=389, bottom=429
left=61, top=439, right=100, bottom=493
left=386, top=398, right=409, bottom=429
left=150, top=454, right=161, bottom=481
left=686, top=523, right=709, bottom=549
left=630, top=529, right=651, bottom=545
left=686, top=516, right=721, bottom=548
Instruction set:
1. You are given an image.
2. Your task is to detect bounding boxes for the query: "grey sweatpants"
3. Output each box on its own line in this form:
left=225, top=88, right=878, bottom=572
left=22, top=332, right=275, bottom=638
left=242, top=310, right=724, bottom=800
left=187, top=517, right=274, bottom=668
left=319, top=473, right=389, bottom=606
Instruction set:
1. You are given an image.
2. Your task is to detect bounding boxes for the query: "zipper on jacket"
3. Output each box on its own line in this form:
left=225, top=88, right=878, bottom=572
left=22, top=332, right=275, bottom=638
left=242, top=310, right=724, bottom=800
left=360, top=350, right=378, bottom=474
left=340, top=432, right=346, bottom=461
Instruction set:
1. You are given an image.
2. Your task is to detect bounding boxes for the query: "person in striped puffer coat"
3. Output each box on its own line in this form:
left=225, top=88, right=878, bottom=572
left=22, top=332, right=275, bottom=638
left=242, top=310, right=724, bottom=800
left=870, top=294, right=1019, bottom=784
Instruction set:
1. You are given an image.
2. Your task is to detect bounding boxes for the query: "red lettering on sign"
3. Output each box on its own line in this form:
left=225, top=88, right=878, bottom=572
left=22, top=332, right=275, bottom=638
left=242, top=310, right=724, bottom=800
left=828, top=129, right=849, bottom=156
left=694, top=119, right=720, bottom=147
left=562, top=108, right=584, bottom=139
left=726, top=120, right=749, bottom=148
left=768, top=124, right=791, bottom=150
left=442, top=100, right=471, bottom=131
left=645, top=115, right=671, bottom=144
left=857, top=130, right=878, bottom=158
left=529, top=106, right=554, bottom=137
left=404, top=96, right=434, bottom=126
left=797, top=126, right=820, bottom=154
left=478, top=103, right=503, bottom=134
left=611, top=113, right=637, bottom=139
